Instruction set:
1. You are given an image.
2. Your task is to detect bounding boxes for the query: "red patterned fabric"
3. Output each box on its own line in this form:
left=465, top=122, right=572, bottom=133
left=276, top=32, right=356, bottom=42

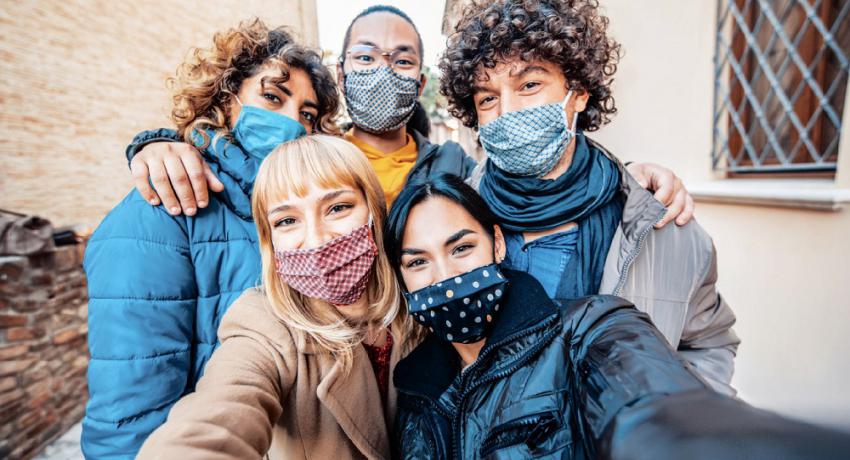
left=275, top=223, right=378, bottom=305
left=362, top=329, right=393, bottom=404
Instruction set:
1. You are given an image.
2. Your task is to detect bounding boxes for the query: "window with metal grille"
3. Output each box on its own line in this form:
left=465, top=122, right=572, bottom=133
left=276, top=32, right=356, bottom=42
left=712, top=0, right=850, bottom=176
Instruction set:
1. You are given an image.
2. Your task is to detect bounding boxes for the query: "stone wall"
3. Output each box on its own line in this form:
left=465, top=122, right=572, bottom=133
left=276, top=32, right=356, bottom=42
left=0, top=0, right=319, bottom=228
left=0, top=243, right=88, bottom=460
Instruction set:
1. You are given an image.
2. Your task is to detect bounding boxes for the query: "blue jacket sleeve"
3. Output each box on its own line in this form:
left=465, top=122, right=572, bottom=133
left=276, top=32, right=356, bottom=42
left=124, top=128, right=181, bottom=166
left=82, top=191, right=196, bottom=459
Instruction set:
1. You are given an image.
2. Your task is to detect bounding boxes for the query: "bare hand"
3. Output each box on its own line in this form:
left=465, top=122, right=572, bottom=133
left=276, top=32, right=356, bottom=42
left=626, top=162, right=695, bottom=228
left=130, top=142, right=225, bottom=216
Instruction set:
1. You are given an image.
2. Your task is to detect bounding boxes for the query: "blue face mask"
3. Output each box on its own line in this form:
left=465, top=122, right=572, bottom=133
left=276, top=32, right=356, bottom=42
left=231, top=97, right=307, bottom=161
left=478, top=90, right=578, bottom=177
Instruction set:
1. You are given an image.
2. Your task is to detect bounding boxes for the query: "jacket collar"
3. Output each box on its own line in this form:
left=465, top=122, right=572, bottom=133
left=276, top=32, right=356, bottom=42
left=200, top=132, right=260, bottom=221
left=394, top=268, right=559, bottom=401
left=312, top=327, right=404, bottom=460
left=586, top=138, right=667, bottom=244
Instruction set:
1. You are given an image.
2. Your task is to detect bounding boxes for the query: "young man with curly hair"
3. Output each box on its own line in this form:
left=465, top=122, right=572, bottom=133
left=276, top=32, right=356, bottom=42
left=439, top=0, right=739, bottom=393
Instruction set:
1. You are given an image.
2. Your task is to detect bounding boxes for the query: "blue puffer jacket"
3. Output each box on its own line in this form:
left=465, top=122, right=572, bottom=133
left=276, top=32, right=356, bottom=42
left=83, top=132, right=263, bottom=459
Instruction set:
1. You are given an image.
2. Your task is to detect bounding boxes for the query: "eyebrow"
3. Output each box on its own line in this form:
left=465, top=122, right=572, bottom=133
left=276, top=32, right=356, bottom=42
left=355, top=40, right=418, bottom=55
left=445, top=229, right=475, bottom=246
left=510, top=64, right=550, bottom=79
left=266, top=189, right=353, bottom=216
left=260, top=76, right=319, bottom=111
left=399, top=229, right=476, bottom=257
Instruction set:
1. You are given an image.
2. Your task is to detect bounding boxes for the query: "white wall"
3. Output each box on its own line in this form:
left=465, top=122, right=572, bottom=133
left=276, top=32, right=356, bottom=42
left=593, top=0, right=850, bottom=429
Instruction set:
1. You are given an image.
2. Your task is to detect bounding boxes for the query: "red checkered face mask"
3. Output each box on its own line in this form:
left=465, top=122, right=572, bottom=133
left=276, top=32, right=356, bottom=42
left=274, top=221, right=378, bottom=305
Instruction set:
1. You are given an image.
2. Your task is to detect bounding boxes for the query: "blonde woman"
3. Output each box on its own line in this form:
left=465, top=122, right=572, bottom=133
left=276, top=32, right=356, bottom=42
left=138, top=135, right=418, bottom=460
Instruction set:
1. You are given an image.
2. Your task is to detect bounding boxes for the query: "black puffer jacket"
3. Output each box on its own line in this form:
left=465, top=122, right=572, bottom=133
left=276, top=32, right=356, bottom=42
left=394, top=270, right=850, bottom=460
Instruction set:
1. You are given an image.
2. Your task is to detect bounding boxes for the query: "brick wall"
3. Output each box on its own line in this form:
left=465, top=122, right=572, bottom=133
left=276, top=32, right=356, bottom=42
left=0, top=243, right=88, bottom=460
left=0, top=0, right=318, bottom=228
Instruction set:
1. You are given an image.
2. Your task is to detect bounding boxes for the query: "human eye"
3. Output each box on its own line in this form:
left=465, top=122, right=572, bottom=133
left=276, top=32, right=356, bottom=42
left=301, top=111, right=317, bottom=123
left=520, top=81, right=541, bottom=92
left=354, top=54, right=374, bottom=63
left=273, top=216, right=297, bottom=228
left=404, top=258, right=427, bottom=269
left=328, top=203, right=354, bottom=215
left=477, top=96, right=497, bottom=108
left=263, top=91, right=282, bottom=104
left=452, top=243, right=475, bottom=256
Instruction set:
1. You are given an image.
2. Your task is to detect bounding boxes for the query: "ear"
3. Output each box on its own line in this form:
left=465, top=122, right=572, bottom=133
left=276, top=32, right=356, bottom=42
left=418, top=72, right=428, bottom=97
left=572, top=89, right=590, bottom=113
left=493, top=224, right=506, bottom=264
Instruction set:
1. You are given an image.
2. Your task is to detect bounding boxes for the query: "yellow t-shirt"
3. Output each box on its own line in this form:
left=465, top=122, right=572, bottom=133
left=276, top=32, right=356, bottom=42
left=345, top=131, right=418, bottom=207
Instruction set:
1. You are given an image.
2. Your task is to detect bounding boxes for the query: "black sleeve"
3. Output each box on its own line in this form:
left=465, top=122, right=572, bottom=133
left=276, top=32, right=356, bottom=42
left=562, top=295, right=850, bottom=460
left=124, top=128, right=181, bottom=167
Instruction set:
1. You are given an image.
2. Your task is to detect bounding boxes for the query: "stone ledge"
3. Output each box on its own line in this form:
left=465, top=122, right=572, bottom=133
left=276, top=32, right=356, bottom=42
left=690, top=179, right=850, bottom=211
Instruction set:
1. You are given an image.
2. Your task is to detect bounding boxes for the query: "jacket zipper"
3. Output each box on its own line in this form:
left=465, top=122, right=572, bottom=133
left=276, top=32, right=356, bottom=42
left=612, top=212, right=665, bottom=296
left=450, top=315, right=561, bottom=460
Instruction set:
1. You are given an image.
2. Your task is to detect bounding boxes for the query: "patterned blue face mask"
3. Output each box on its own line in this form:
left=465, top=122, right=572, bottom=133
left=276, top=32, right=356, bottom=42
left=231, top=97, right=307, bottom=161
left=404, top=263, right=508, bottom=344
left=479, top=91, right=579, bottom=177
left=344, top=66, right=421, bottom=134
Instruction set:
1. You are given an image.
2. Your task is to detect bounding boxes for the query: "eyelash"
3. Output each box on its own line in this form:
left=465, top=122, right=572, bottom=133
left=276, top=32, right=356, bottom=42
left=453, top=244, right=474, bottom=255
left=273, top=217, right=296, bottom=228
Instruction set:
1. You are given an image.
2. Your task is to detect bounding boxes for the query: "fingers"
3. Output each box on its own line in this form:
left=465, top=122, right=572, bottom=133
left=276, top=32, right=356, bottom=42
left=651, top=173, right=679, bottom=207
left=130, top=158, right=160, bottom=206
left=179, top=149, right=210, bottom=211
left=675, top=193, right=695, bottom=226
left=655, top=188, right=688, bottom=229
left=203, top=162, right=225, bottom=193
left=148, top=161, right=182, bottom=216
left=625, top=163, right=650, bottom=189
left=163, top=154, right=197, bottom=216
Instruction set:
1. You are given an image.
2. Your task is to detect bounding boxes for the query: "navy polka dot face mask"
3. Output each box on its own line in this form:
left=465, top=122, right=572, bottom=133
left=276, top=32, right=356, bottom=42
left=404, top=263, right=509, bottom=344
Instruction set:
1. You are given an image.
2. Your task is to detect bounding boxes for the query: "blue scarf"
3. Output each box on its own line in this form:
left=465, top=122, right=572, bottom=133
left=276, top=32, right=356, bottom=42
left=478, top=134, right=623, bottom=295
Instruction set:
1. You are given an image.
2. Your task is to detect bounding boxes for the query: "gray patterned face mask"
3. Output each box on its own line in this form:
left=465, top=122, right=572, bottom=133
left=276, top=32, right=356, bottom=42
left=344, top=66, right=421, bottom=134
left=479, top=90, right=578, bottom=177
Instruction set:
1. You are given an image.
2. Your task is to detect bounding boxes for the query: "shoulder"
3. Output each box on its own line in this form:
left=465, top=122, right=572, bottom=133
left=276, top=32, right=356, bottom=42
left=218, top=287, right=298, bottom=354
left=646, top=217, right=715, bottom=272
left=88, top=190, right=189, bottom=251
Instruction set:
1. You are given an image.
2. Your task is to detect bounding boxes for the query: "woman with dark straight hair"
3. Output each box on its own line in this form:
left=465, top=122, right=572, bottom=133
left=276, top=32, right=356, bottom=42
left=384, top=174, right=850, bottom=460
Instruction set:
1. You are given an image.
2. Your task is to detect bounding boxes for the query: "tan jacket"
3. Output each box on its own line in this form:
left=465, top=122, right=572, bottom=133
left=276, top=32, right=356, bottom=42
left=138, top=288, right=402, bottom=460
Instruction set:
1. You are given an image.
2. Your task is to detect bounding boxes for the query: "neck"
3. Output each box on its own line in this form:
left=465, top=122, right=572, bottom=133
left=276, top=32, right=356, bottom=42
left=335, top=294, right=370, bottom=323
left=351, top=125, right=409, bottom=154
left=452, top=339, right=486, bottom=369
left=541, top=137, right=578, bottom=180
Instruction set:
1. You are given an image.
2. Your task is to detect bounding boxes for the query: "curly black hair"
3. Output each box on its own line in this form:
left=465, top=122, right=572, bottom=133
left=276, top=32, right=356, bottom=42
left=439, top=0, right=621, bottom=131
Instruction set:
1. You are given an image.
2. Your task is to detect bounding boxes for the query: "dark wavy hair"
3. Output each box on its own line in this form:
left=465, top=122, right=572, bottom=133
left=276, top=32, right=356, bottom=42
left=439, top=0, right=621, bottom=131
left=169, top=18, right=340, bottom=148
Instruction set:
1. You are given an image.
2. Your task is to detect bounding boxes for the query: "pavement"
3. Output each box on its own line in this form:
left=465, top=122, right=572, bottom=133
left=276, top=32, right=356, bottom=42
left=33, top=423, right=83, bottom=460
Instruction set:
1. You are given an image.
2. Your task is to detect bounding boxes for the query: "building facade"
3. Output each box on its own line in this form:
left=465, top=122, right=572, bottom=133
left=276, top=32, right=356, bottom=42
left=443, top=0, right=850, bottom=429
left=0, top=0, right=319, bottom=227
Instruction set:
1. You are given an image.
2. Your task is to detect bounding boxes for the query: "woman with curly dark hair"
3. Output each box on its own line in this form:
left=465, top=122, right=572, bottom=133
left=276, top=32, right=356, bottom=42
left=439, top=0, right=739, bottom=395
left=82, top=19, right=340, bottom=458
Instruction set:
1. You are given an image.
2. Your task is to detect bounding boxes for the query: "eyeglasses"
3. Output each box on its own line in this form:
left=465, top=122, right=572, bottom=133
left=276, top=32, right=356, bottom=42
left=343, top=44, right=420, bottom=72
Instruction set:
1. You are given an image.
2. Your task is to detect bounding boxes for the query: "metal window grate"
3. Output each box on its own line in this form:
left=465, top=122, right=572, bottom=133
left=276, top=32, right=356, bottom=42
left=712, top=0, right=850, bottom=174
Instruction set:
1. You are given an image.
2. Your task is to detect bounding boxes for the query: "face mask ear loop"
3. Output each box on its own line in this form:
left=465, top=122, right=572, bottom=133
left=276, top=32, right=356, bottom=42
left=562, top=90, right=579, bottom=134
left=234, top=95, right=244, bottom=107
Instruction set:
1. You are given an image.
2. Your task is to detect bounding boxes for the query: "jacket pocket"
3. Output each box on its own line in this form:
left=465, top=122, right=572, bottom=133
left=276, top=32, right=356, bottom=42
left=478, top=410, right=562, bottom=458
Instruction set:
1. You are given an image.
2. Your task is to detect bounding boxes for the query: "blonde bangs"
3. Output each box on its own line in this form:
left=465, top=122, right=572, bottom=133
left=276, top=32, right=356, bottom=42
left=252, top=135, right=410, bottom=373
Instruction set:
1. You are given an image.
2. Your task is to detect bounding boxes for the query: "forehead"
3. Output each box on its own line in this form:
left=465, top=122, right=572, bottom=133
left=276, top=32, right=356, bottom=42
left=474, top=58, right=564, bottom=86
left=249, top=65, right=317, bottom=99
left=348, top=12, right=420, bottom=54
left=403, top=197, right=482, bottom=245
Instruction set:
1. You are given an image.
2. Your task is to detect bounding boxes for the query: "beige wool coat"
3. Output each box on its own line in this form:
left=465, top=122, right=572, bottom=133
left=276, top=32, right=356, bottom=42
left=137, top=288, right=403, bottom=460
